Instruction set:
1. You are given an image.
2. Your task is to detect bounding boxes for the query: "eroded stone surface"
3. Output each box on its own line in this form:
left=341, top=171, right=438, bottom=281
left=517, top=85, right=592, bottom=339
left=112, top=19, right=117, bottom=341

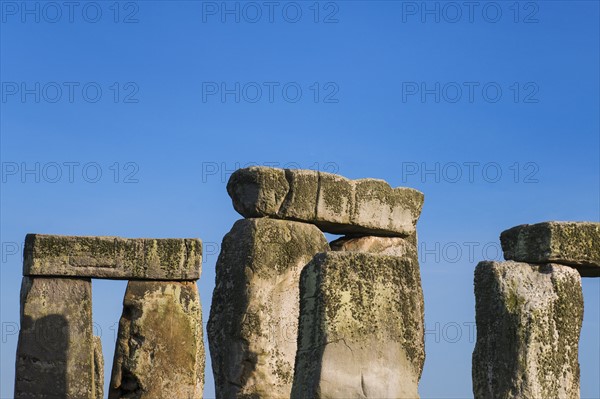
left=291, top=251, right=424, bottom=399
left=315, top=171, right=354, bottom=228
left=24, top=234, right=202, bottom=280
left=109, top=281, right=204, bottom=399
left=473, top=261, right=583, bottom=399
left=278, top=168, right=319, bottom=221
left=207, top=218, right=329, bottom=399
left=227, top=166, right=289, bottom=218
left=93, top=336, right=104, bottom=399
left=500, top=221, right=600, bottom=277
left=15, top=277, right=94, bottom=399
left=227, top=167, right=424, bottom=236
left=330, top=234, right=417, bottom=258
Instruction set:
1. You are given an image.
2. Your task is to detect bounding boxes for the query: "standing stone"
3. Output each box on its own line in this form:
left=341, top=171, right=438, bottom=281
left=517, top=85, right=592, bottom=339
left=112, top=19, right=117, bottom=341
left=93, top=336, right=104, bottom=399
left=207, top=218, right=329, bottom=398
left=109, top=281, right=204, bottom=399
left=473, top=261, right=583, bottom=399
left=330, top=234, right=417, bottom=258
left=24, top=234, right=202, bottom=280
left=500, top=221, right=600, bottom=277
left=227, top=167, right=424, bottom=237
left=291, top=251, right=425, bottom=399
left=15, top=276, right=94, bottom=399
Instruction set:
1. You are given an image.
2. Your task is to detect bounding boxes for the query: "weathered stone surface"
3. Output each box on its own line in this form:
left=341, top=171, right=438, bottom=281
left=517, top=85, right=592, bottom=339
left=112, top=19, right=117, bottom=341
left=208, top=218, right=329, bottom=398
left=15, top=277, right=94, bottom=399
left=278, top=168, right=320, bottom=221
left=330, top=234, right=417, bottom=258
left=473, top=261, right=583, bottom=399
left=24, top=234, right=202, bottom=280
left=315, top=171, right=354, bottom=227
left=227, top=166, right=289, bottom=217
left=93, top=336, right=104, bottom=399
left=227, top=167, right=424, bottom=236
left=109, top=281, right=204, bottom=399
left=501, top=221, right=600, bottom=277
left=291, top=251, right=425, bottom=399
left=353, top=178, right=422, bottom=236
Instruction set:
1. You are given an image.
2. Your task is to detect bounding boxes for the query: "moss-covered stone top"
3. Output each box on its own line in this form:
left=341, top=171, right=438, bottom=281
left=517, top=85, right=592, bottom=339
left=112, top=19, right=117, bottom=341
left=23, top=234, right=202, bottom=280
left=227, top=166, right=424, bottom=237
left=500, top=221, right=600, bottom=277
left=297, top=251, right=425, bottom=376
left=473, top=260, right=583, bottom=398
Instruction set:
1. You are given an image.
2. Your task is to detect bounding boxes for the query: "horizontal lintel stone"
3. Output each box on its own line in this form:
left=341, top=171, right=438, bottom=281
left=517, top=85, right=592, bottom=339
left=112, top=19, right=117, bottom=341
left=500, top=221, right=600, bottom=277
left=24, top=234, right=202, bottom=280
left=227, top=167, right=424, bottom=237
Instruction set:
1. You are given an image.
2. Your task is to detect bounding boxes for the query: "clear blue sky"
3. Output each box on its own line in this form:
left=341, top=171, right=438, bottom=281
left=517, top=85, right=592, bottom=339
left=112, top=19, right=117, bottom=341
left=1, top=1, right=598, bottom=398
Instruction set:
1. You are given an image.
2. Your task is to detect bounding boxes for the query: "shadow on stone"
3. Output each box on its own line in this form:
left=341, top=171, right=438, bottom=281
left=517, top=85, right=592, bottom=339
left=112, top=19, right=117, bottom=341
left=15, top=314, right=69, bottom=398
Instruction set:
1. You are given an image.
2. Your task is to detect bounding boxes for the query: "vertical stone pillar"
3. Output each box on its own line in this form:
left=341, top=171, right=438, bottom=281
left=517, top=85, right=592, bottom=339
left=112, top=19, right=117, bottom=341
left=109, top=281, right=204, bottom=398
left=473, top=261, right=583, bottom=399
left=14, top=276, right=95, bottom=399
left=15, top=233, right=203, bottom=399
left=93, top=336, right=104, bottom=399
left=291, top=251, right=425, bottom=399
left=207, top=218, right=329, bottom=398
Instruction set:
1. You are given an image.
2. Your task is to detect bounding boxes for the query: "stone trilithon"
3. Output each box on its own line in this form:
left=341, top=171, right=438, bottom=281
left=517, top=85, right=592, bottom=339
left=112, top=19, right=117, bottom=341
left=208, top=166, right=425, bottom=398
left=14, top=234, right=204, bottom=399
left=473, top=221, right=599, bottom=399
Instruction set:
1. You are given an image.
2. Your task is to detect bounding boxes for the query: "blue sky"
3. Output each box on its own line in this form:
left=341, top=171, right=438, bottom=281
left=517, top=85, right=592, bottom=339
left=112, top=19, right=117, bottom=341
left=1, top=1, right=599, bottom=397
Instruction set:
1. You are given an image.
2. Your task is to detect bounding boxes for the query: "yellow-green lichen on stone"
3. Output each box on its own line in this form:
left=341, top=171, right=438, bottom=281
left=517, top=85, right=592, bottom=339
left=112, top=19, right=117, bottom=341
left=473, top=261, right=583, bottom=399
left=500, top=221, right=600, bottom=277
left=291, top=251, right=424, bottom=399
left=109, top=281, right=204, bottom=399
left=227, top=167, right=424, bottom=237
left=207, top=218, right=329, bottom=399
left=23, top=234, right=202, bottom=280
left=278, top=168, right=319, bottom=221
left=315, top=171, right=354, bottom=226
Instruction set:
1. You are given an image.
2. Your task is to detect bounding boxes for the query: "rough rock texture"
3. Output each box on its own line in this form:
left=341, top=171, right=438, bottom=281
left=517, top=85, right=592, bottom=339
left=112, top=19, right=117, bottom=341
left=24, top=234, right=202, bottom=280
left=473, top=261, right=583, bottom=399
left=93, top=336, right=104, bottom=399
left=291, top=251, right=425, bottom=399
left=227, top=166, right=290, bottom=217
left=208, top=218, right=329, bottom=399
left=330, top=234, right=417, bottom=258
left=227, top=167, right=424, bottom=237
left=501, top=221, right=600, bottom=277
left=109, top=281, right=204, bottom=399
left=15, top=277, right=94, bottom=398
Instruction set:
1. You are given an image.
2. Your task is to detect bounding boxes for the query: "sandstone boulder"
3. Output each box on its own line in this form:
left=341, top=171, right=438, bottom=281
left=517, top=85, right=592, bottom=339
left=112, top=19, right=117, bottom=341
left=291, top=251, right=425, bottom=399
left=473, top=261, right=583, bottom=399
left=330, top=234, right=417, bottom=258
left=109, top=281, right=204, bottom=398
left=24, top=234, right=202, bottom=280
left=15, top=277, right=94, bottom=398
left=227, top=167, right=424, bottom=237
left=207, top=218, right=329, bottom=398
left=500, top=221, right=600, bottom=277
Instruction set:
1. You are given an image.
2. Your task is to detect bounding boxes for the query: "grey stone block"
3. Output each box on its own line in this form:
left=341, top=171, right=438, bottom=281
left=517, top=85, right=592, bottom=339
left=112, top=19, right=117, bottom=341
left=24, top=234, right=202, bottom=280
left=207, top=218, right=329, bottom=398
left=473, top=261, right=583, bottom=399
